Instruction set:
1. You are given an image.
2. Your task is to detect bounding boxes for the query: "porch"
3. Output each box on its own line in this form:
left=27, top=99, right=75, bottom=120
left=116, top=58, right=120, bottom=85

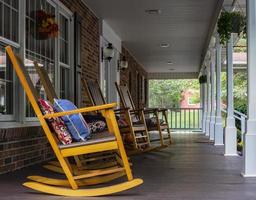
left=1, top=0, right=256, bottom=198
left=1, top=133, right=254, bottom=200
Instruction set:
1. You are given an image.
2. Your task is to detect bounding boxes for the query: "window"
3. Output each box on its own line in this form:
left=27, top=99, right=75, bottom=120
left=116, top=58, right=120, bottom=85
left=0, top=0, right=19, bottom=43
left=0, top=0, right=19, bottom=120
left=25, top=0, right=56, bottom=117
left=0, top=45, right=14, bottom=120
left=59, top=12, right=71, bottom=99
left=0, top=0, right=74, bottom=122
left=24, top=0, right=73, bottom=118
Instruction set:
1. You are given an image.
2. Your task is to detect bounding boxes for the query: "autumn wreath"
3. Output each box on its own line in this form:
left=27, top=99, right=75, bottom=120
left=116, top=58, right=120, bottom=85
left=31, top=10, right=58, bottom=40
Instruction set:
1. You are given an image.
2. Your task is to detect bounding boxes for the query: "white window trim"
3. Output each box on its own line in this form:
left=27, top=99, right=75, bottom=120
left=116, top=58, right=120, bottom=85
left=0, top=0, right=74, bottom=127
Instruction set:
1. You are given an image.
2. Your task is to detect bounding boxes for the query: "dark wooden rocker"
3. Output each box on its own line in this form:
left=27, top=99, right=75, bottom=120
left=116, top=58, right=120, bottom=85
left=6, top=46, right=143, bottom=196
left=115, top=82, right=172, bottom=147
left=83, top=79, right=156, bottom=154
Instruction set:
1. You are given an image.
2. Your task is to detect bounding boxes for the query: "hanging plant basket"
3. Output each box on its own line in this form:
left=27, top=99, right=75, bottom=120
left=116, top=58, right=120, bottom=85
left=30, top=10, right=59, bottom=40
left=217, top=11, right=245, bottom=45
left=199, top=75, right=207, bottom=84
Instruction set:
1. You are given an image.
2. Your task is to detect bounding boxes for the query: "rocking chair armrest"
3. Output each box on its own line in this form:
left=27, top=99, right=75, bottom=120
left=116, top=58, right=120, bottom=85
left=130, top=109, right=144, bottom=114
left=43, top=103, right=117, bottom=119
left=144, top=108, right=159, bottom=113
left=158, top=108, right=168, bottom=112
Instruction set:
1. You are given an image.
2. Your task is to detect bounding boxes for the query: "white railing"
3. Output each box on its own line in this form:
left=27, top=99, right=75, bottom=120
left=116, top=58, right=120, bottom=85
left=221, top=108, right=247, bottom=141
left=168, top=108, right=203, bottom=130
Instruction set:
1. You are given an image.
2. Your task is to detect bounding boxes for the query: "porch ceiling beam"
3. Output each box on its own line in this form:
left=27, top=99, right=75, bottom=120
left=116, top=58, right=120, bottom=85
left=148, top=72, right=198, bottom=80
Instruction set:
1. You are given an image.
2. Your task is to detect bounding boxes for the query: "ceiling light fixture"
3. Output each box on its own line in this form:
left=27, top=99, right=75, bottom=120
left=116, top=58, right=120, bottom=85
left=160, top=43, right=170, bottom=48
left=168, top=68, right=175, bottom=71
left=167, top=61, right=173, bottom=65
left=145, top=9, right=162, bottom=15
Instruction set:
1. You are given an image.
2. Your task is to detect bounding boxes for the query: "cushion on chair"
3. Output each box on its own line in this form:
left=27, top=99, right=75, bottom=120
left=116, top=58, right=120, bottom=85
left=83, top=114, right=107, bottom=134
left=146, top=117, right=164, bottom=127
left=53, top=99, right=91, bottom=142
left=38, top=98, right=72, bottom=145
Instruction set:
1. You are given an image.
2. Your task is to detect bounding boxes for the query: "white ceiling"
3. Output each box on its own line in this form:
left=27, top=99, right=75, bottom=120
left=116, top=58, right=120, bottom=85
left=83, top=0, right=223, bottom=73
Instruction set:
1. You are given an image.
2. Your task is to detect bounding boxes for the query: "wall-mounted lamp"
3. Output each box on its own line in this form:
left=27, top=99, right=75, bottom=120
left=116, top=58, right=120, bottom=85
left=118, top=55, right=128, bottom=71
left=102, top=43, right=115, bottom=61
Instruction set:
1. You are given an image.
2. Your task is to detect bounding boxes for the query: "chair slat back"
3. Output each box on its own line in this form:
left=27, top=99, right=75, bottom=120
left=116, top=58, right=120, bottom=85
left=6, top=46, right=60, bottom=146
left=5, top=47, right=42, bottom=116
left=34, top=62, right=58, bottom=103
left=115, top=82, right=135, bottom=110
left=83, top=79, right=106, bottom=106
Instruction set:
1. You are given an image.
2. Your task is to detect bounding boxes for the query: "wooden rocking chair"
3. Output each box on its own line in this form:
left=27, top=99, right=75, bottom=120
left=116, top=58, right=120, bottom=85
left=115, top=83, right=172, bottom=147
left=34, top=63, right=127, bottom=179
left=6, top=46, right=143, bottom=196
left=83, top=79, right=156, bottom=154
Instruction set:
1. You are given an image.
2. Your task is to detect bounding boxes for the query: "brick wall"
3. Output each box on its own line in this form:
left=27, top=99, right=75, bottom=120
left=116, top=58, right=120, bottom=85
left=120, top=46, right=148, bottom=108
left=0, top=0, right=100, bottom=174
left=0, top=127, right=52, bottom=174
left=60, top=0, right=100, bottom=106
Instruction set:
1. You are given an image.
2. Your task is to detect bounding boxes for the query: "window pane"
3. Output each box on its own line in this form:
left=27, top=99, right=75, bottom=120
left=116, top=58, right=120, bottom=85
left=0, top=3, right=3, bottom=36
left=59, top=14, right=69, bottom=64
left=60, top=67, right=70, bottom=99
left=11, top=9, right=18, bottom=42
left=0, top=45, right=13, bottom=115
left=0, top=0, right=19, bottom=43
left=3, top=5, right=11, bottom=39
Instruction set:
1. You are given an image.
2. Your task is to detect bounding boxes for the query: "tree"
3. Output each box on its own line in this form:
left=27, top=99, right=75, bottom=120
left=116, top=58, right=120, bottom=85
left=221, top=71, right=247, bottom=114
left=149, top=79, right=199, bottom=108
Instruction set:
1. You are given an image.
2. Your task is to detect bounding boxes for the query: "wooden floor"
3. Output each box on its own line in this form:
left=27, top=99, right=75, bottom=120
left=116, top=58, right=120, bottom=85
left=1, top=133, right=256, bottom=200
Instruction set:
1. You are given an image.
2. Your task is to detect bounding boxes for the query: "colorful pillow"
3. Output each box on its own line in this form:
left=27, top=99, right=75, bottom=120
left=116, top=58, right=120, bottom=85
left=83, top=114, right=107, bottom=134
left=146, top=117, right=164, bottom=127
left=38, top=98, right=72, bottom=145
left=53, top=99, right=91, bottom=142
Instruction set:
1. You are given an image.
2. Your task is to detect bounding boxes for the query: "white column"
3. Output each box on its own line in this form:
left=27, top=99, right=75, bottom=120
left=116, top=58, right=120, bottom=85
left=202, top=70, right=207, bottom=133
left=205, top=65, right=211, bottom=137
left=209, top=48, right=216, bottom=141
left=200, top=82, right=203, bottom=130
left=214, top=35, right=224, bottom=145
left=242, top=0, right=256, bottom=177
left=224, top=33, right=237, bottom=156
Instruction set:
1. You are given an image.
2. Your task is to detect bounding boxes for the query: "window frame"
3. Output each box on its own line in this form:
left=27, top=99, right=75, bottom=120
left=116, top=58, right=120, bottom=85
left=0, top=0, right=74, bottom=125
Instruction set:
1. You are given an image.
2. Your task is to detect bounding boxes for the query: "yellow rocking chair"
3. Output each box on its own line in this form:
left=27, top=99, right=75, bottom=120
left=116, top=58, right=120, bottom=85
left=34, top=62, right=128, bottom=180
left=6, top=46, right=143, bottom=196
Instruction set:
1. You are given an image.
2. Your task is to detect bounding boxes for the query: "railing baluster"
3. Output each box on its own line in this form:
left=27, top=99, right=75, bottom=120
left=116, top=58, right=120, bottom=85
left=179, top=108, right=182, bottom=129
left=193, top=109, right=195, bottom=129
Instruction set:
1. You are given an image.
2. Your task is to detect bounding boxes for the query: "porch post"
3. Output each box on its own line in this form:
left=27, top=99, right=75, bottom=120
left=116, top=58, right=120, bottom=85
left=209, top=48, right=216, bottom=141
left=242, top=0, right=256, bottom=177
left=200, top=80, right=203, bottom=130
left=224, top=33, right=237, bottom=156
left=214, top=35, right=224, bottom=145
left=205, top=63, right=211, bottom=137
left=202, top=68, right=207, bottom=133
